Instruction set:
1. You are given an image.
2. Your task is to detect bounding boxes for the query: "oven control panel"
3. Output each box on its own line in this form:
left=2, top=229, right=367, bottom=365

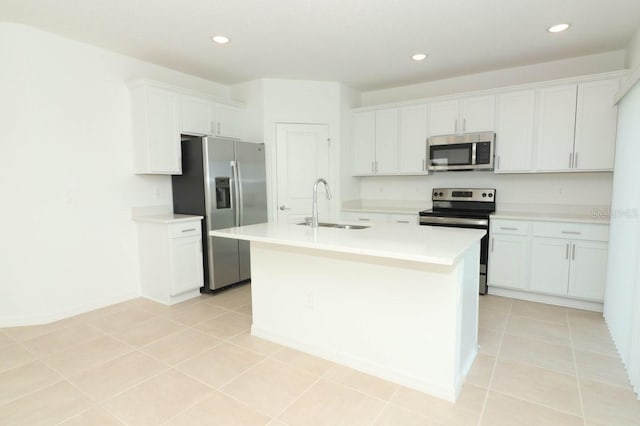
left=432, top=188, right=496, bottom=202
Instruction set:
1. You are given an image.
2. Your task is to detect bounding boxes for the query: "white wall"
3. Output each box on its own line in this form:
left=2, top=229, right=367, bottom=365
left=361, top=50, right=627, bottom=106
left=626, top=27, right=640, bottom=71
left=357, top=173, right=613, bottom=211
left=0, top=24, right=233, bottom=325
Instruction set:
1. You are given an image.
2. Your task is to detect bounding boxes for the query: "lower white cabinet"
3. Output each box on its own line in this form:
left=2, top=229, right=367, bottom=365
left=341, top=211, right=418, bottom=225
left=489, top=218, right=609, bottom=303
left=135, top=217, right=204, bottom=304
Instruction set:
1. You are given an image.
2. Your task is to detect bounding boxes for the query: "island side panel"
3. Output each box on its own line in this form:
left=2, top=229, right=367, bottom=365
left=455, top=243, right=480, bottom=393
left=249, top=240, right=470, bottom=401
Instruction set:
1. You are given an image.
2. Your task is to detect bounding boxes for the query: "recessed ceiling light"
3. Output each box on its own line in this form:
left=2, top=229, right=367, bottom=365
left=211, top=35, right=230, bottom=44
left=547, top=23, right=570, bottom=33
left=411, top=53, right=428, bottom=61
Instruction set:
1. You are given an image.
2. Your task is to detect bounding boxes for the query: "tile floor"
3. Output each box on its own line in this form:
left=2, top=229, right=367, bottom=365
left=1, top=284, right=639, bottom=425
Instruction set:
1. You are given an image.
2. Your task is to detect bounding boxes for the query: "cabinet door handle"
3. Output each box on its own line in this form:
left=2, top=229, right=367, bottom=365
left=396, top=220, right=410, bottom=224
left=569, top=153, right=573, bottom=168
left=422, top=159, right=425, bottom=171
left=491, top=237, right=494, bottom=252
left=181, top=228, right=196, bottom=233
left=572, top=243, right=576, bottom=260
left=279, top=205, right=291, bottom=211
left=496, top=155, right=500, bottom=170
left=574, top=152, right=579, bottom=169
left=463, top=118, right=466, bottom=132
left=372, top=162, right=375, bottom=174
left=499, top=227, right=518, bottom=231
left=454, top=119, right=458, bottom=133
left=561, top=231, right=581, bottom=235
left=217, top=121, right=221, bottom=134
left=565, top=243, right=569, bottom=259
left=358, top=218, right=371, bottom=222
left=375, top=161, right=378, bottom=173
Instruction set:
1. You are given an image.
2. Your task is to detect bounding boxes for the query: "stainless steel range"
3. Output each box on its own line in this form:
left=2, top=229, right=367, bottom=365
left=419, top=188, right=496, bottom=295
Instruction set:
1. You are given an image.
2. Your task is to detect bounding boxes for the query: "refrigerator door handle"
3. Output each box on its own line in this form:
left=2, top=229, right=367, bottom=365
left=230, top=160, right=241, bottom=226
left=236, top=160, right=244, bottom=226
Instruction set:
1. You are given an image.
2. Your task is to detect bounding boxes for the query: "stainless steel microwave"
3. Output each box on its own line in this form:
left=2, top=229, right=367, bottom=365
left=427, top=132, right=495, bottom=171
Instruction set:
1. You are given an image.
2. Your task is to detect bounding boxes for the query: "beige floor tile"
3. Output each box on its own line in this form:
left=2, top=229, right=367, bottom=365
left=221, top=358, right=317, bottom=417
left=59, top=407, right=125, bottom=425
left=322, top=364, right=398, bottom=400
left=68, top=351, right=167, bottom=401
left=204, top=287, right=252, bottom=310
left=89, top=308, right=156, bottom=335
left=21, top=324, right=104, bottom=357
left=466, top=353, right=496, bottom=388
left=66, top=302, right=130, bottom=323
left=140, top=328, right=222, bottom=365
left=0, top=343, right=37, bottom=373
left=228, top=332, right=284, bottom=356
left=390, top=383, right=486, bottom=425
left=165, top=390, right=271, bottom=425
left=194, top=311, right=252, bottom=338
left=580, top=378, right=640, bottom=426
left=574, top=349, right=631, bottom=388
left=0, top=380, right=92, bottom=426
left=3, top=321, right=66, bottom=342
left=176, top=342, right=265, bottom=388
left=102, top=370, right=213, bottom=426
left=510, top=300, right=568, bottom=324
left=119, top=297, right=170, bottom=315
left=0, top=361, right=62, bottom=405
left=44, top=335, right=133, bottom=377
left=267, top=420, right=288, bottom=426
left=480, top=391, right=584, bottom=426
left=162, top=301, right=229, bottom=326
left=479, top=295, right=513, bottom=314
left=280, top=379, right=386, bottom=426
left=570, top=325, right=619, bottom=357
left=112, top=316, right=185, bottom=347
left=272, top=347, right=336, bottom=376
left=479, top=309, right=509, bottom=331
left=491, top=359, right=581, bottom=415
left=506, top=315, right=571, bottom=346
left=373, top=404, right=437, bottom=426
left=0, top=330, right=15, bottom=347
left=500, top=333, right=575, bottom=375
left=567, top=308, right=607, bottom=328
left=233, top=303, right=253, bottom=316
left=478, top=327, right=503, bottom=356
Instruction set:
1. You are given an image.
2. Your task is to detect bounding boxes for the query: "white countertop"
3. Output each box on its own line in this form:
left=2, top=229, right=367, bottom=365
left=211, top=222, right=485, bottom=265
left=492, top=204, right=610, bottom=224
left=341, top=200, right=429, bottom=215
left=133, top=213, right=204, bottom=224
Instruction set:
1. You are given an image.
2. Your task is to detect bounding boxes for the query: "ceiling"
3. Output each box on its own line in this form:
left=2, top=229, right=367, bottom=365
left=3, top=0, right=640, bottom=91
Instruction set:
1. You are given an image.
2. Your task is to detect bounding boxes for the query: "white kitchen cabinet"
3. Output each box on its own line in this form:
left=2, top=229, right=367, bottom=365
left=130, top=84, right=182, bottom=174
left=494, top=90, right=536, bottom=172
left=389, top=214, right=418, bottom=225
left=535, top=84, right=578, bottom=171
left=429, top=95, right=495, bottom=136
left=574, top=79, right=620, bottom=171
left=488, top=219, right=531, bottom=290
left=353, top=111, right=376, bottom=175
left=529, top=222, right=609, bottom=301
left=214, top=104, right=243, bottom=139
left=398, top=105, right=428, bottom=174
left=135, top=216, right=204, bottom=304
left=341, top=211, right=389, bottom=224
left=181, top=95, right=214, bottom=136
left=374, top=109, right=399, bottom=174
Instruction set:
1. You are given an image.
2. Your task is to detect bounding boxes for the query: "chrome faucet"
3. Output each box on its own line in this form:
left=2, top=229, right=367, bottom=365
left=311, top=178, right=332, bottom=228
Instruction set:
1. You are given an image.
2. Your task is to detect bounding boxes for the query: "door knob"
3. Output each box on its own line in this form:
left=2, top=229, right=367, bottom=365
left=279, top=205, right=291, bottom=211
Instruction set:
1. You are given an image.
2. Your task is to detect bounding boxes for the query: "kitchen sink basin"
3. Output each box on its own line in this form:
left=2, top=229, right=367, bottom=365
left=297, top=222, right=370, bottom=230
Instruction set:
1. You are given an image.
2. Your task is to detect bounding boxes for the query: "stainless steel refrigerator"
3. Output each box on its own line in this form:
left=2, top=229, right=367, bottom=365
left=172, top=136, right=267, bottom=292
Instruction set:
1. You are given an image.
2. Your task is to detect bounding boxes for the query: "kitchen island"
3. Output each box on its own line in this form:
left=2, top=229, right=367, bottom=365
left=211, top=222, right=485, bottom=401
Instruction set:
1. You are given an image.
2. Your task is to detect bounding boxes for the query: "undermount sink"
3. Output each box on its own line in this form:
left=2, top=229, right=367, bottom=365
left=297, top=222, right=370, bottom=230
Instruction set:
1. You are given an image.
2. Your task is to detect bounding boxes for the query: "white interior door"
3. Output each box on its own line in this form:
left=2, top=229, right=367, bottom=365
left=276, top=123, right=331, bottom=224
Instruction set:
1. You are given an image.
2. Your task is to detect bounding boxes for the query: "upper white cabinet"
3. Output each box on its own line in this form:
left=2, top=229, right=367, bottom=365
left=429, top=95, right=495, bottom=136
left=535, top=84, right=578, bottom=171
left=398, top=105, right=428, bottom=174
left=494, top=90, right=536, bottom=173
left=353, top=107, right=428, bottom=176
left=214, top=104, right=242, bottom=139
left=130, top=83, right=182, bottom=174
left=181, top=95, right=214, bottom=136
left=573, top=79, right=620, bottom=171
left=353, top=111, right=376, bottom=175
left=535, top=78, right=620, bottom=172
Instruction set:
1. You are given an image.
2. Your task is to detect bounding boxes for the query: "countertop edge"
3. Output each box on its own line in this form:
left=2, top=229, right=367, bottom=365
left=491, top=212, right=610, bottom=225
left=133, top=214, right=204, bottom=224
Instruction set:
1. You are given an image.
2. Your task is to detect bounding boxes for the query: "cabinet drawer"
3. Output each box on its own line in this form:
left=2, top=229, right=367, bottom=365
left=170, top=221, right=202, bottom=238
left=532, top=222, right=608, bottom=241
left=491, top=219, right=530, bottom=235
left=341, top=211, right=389, bottom=223
left=390, top=214, right=417, bottom=225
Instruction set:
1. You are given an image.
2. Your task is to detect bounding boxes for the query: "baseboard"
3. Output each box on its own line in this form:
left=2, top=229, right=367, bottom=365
left=252, top=325, right=457, bottom=402
left=0, top=291, right=140, bottom=327
left=488, top=287, right=603, bottom=312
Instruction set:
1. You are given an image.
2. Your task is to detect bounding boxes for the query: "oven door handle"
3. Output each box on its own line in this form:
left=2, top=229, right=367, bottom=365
left=419, top=216, right=488, bottom=227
